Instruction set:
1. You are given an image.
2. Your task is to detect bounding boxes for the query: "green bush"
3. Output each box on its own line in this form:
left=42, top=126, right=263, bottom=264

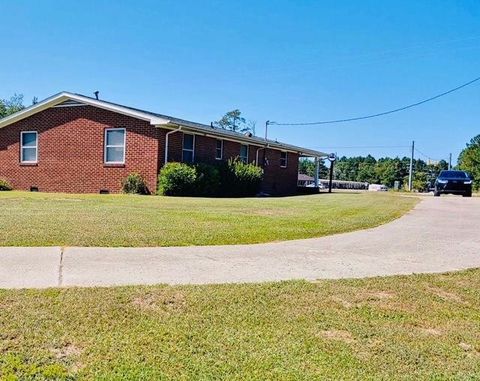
left=157, top=159, right=263, bottom=197
left=221, top=158, right=264, bottom=197
left=195, top=163, right=221, bottom=196
left=122, top=173, right=149, bottom=194
left=0, top=178, right=12, bottom=191
left=157, top=162, right=197, bottom=196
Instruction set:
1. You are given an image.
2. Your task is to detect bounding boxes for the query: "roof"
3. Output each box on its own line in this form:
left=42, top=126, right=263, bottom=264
left=0, top=91, right=327, bottom=157
left=298, top=174, right=314, bottom=181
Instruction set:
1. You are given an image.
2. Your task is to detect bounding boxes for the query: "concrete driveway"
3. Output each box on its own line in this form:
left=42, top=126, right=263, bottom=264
left=1, top=196, right=479, bottom=288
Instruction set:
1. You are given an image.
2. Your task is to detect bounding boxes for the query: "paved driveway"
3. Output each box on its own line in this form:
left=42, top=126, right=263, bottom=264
left=1, top=196, right=479, bottom=288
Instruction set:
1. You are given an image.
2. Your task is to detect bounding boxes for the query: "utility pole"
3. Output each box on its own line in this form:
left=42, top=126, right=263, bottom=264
left=448, top=153, right=452, bottom=170
left=265, top=120, right=270, bottom=141
left=408, top=140, right=415, bottom=192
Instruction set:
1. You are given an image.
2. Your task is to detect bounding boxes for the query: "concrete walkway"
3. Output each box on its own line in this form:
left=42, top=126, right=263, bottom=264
left=1, top=196, right=479, bottom=288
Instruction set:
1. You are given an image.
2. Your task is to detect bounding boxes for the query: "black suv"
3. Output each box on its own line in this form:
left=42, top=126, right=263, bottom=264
left=434, top=170, right=473, bottom=197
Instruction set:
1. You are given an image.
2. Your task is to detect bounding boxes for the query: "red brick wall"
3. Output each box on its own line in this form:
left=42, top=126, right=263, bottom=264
left=261, top=148, right=299, bottom=195
left=158, top=131, right=299, bottom=195
left=0, top=106, right=300, bottom=195
left=0, top=106, right=159, bottom=193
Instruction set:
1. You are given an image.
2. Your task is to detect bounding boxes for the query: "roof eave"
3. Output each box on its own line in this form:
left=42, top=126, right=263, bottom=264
left=0, top=92, right=170, bottom=129
left=157, top=122, right=327, bottom=157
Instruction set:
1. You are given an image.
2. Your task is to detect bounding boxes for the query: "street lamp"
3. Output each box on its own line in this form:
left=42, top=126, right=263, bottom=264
left=327, top=153, right=337, bottom=193
left=265, top=120, right=275, bottom=141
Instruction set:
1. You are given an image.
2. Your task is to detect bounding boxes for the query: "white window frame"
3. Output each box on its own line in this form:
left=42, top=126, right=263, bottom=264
left=20, top=131, right=38, bottom=163
left=182, top=133, right=195, bottom=163
left=104, top=128, right=126, bottom=164
left=215, top=139, right=223, bottom=160
left=240, top=144, right=249, bottom=163
left=280, top=151, right=288, bottom=168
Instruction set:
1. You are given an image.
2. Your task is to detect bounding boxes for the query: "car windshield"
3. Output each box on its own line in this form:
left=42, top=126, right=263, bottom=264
left=439, top=171, right=468, bottom=179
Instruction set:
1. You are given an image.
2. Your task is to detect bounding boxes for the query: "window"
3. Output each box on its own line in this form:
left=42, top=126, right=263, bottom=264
left=104, top=128, right=126, bottom=164
left=280, top=151, right=288, bottom=168
left=215, top=139, right=223, bottom=160
left=240, top=144, right=249, bottom=163
left=183, top=133, right=195, bottom=163
left=20, top=131, right=38, bottom=163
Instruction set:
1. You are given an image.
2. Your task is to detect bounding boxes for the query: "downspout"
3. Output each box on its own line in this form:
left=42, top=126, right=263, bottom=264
left=255, top=144, right=270, bottom=166
left=164, top=126, right=182, bottom=165
left=255, top=147, right=264, bottom=166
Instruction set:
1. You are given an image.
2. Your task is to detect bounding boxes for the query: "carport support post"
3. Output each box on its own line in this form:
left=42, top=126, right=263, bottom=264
left=314, top=157, right=319, bottom=188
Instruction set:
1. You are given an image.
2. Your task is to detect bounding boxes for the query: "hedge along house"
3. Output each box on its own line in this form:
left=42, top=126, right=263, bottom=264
left=0, top=92, right=326, bottom=195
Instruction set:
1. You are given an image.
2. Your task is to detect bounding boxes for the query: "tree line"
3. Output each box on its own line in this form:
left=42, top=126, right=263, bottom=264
left=300, top=133, right=479, bottom=192
left=300, top=155, right=448, bottom=191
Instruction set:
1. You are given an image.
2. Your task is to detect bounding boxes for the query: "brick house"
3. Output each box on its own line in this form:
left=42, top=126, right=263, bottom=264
left=0, top=92, right=325, bottom=195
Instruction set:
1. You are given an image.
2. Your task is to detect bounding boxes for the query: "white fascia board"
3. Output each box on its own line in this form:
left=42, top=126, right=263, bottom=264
left=0, top=92, right=170, bottom=129
left=63, top=93, right=170, bottom=125
left=0, top=93, right=69, bottom=128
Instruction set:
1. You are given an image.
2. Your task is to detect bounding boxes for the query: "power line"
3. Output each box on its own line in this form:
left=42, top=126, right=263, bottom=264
left=414, top=148, right=444, bottom=163
left=272, top=75, right=480, bottom=126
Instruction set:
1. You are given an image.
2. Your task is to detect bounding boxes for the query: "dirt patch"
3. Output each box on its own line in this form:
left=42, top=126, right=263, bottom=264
left=330, top=296, right=353, bottom=309
left=428, top=287, right=464, bottom=303
left=458, top=342, right=476, bottom=352
left=132, top=290, right=186, bottom=312
left=319, top=329, right=355, bottom=344
left=418, top=327, right=442, bottom=336
left=51, top=343, right=82, bottom=360
left=357, top=291, right=395, bottom=301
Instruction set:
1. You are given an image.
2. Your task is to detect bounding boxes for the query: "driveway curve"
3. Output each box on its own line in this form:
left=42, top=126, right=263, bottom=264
left=1, top=196, right=479, bottom=288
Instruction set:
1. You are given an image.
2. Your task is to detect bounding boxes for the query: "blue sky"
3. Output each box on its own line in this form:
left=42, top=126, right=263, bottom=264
left=1, top=1, right=479, bottom=163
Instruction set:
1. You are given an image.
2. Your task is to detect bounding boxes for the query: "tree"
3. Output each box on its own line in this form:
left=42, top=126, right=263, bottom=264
left=299, top=158, right=328, bottom=178
left=214, top=109, right=252, bottom=133
left=0, top=94, right=25, bottom=118
left=458, top=134, right=480, bottom=190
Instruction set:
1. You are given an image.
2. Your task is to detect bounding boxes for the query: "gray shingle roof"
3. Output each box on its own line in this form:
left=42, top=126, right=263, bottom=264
left=74, top=93, right=327, bottom=157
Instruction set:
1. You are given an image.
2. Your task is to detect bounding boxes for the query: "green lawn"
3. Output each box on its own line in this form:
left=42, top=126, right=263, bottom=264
left=0, top=191, right=417, bottom=247
left=1, top=270, right=479, bottom=380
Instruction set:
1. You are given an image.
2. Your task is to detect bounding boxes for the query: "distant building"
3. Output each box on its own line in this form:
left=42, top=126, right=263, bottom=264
left=298, top=173, right=315, bottom=187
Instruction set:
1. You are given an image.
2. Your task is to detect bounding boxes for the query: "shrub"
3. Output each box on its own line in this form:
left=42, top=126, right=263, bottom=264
left=0, top=178, right=12, bottom=191
left=194, top=163, right=221, bottom=196
left=157, top=162, right=197, bottom=196
left=157, top=160, right=263, bottom=197
left=122, top=173, right=149, bottom=194
left=221, top=158, right=264, bottom=197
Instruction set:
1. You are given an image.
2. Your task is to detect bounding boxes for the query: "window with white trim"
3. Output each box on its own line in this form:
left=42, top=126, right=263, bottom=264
left=183, top=133, right=195, bottom=163
left=215, top=139, right=223, bottom=160
left=240, top=144, right=249, bottom=163
left=20, top=131, right=38, bottom=163
left=280, top=151, right=288, bottom=168
left=104, top=128, right=126, bottom=164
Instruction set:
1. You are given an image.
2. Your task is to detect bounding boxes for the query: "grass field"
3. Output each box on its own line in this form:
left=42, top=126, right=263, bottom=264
left=1, top=270, right=479, bottom=380
left=0, top=191, right=417, bottom=247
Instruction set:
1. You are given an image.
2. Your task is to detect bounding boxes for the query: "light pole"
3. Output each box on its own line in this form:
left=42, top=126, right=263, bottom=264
left=265, top=120, right=271, bottom=141
left=263, top=120, right=275, bottom=167
left=327, top=153, right=336, bottom=193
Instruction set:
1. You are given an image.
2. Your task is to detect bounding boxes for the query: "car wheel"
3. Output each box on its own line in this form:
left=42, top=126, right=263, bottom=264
left=434, top=191, right=440, bottom=197
left=463, top=192, right=472, bottom=198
